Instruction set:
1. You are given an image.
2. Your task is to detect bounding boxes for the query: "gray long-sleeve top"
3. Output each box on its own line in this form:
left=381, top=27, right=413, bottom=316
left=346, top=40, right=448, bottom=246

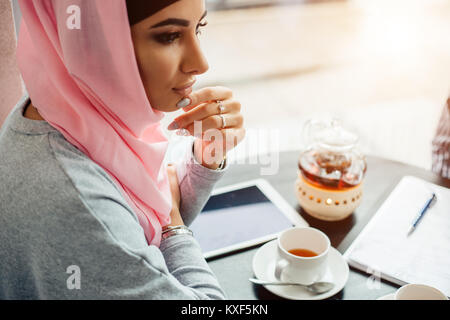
left=0, top=93, right=227, bottom=300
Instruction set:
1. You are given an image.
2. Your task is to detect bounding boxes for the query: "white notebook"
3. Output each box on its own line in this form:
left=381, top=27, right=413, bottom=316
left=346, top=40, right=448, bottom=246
left=344, top=175, right=450, bottom=296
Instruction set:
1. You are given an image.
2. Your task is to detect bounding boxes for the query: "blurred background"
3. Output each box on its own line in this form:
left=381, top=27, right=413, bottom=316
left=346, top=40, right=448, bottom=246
left=2, top=0, right=450, bottom=171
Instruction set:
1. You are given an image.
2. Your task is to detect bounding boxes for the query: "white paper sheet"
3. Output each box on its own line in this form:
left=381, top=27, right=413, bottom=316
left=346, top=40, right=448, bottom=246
left=344, top=176, right=450, bottom=296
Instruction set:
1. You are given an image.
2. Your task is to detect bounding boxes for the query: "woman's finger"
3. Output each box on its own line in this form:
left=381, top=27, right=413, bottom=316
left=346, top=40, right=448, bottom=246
left=169, top=100, right=241, bottom=131
left=181, top=86, right=233, bottom=112
left=180, top=113, right=244, bottom=137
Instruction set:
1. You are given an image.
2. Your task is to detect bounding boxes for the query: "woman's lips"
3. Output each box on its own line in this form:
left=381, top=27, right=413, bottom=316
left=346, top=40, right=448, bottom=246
left=172, top=85, right=193, bottom=96
left=173, top=80, right=195, bottom=96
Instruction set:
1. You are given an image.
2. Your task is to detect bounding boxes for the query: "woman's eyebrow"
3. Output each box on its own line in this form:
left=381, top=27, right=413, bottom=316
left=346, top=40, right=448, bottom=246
left=150, top=10, right=207, bottom=29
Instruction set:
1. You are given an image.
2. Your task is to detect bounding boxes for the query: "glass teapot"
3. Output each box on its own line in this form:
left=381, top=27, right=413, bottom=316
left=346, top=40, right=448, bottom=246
left=298, top=118, right=367, bottom=191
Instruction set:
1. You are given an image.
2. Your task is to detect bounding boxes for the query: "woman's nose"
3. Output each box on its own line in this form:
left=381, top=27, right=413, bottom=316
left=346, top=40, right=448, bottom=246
left=181, top=36, right=209, bottom=75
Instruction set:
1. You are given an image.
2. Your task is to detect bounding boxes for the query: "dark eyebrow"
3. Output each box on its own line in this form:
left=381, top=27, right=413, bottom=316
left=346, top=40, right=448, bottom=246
left=150, top=10, right=207, bottom=29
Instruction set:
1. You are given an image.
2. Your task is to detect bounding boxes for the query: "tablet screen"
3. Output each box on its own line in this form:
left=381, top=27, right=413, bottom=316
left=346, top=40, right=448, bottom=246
left=189, top=185, right=295, bottom=256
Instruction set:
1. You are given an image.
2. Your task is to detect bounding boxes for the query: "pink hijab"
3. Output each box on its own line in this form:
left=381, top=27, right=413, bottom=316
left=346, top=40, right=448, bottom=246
left=16, top=0, right=172, bottom=246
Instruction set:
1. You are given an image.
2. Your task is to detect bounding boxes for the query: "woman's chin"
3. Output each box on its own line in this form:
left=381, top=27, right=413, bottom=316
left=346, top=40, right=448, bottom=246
left=148, top=91, right=187, bottom=113
left=160, top=104, right=182, bottom=113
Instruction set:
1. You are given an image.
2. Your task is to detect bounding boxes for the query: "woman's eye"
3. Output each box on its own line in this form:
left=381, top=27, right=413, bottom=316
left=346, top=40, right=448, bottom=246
left=154, top=32, right=181, bottom=44
left=154, top=21, right=208, bottom=45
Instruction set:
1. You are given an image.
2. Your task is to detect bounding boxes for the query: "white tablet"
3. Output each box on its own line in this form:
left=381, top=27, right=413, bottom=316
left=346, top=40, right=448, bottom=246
left=189, top=179, right=309, bottom=259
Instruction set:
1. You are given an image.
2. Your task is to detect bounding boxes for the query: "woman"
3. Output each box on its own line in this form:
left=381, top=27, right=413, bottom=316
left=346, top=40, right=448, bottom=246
left=0, top=0, right=245, bottom=299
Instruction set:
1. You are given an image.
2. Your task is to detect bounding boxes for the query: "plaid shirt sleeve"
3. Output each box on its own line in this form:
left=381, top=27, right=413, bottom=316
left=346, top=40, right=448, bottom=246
left=431, top=96, right=450, bottom=179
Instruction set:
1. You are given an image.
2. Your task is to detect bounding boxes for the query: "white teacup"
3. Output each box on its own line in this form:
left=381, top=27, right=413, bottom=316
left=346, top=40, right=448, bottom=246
left=274, top=227, right=330, bottom=285
left=395, top=284, right=448, bottom=300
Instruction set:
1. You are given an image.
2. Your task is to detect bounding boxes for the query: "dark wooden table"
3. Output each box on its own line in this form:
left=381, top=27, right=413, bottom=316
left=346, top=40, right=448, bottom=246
left=206, top=151, right=450, bottom=300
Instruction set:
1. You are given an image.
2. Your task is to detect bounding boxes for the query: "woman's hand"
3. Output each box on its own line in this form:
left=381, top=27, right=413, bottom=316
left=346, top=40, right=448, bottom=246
left=168, top=86, right=246, bottom=170
left=164, top=164, right=184, bottom=227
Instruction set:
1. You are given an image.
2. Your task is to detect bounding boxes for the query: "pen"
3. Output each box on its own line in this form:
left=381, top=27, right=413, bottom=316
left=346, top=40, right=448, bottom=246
left=407, top=193, right=437, bottom=236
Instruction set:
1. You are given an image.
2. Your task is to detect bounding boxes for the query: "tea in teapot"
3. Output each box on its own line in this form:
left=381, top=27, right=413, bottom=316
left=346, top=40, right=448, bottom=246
left=296, top=119, right=367, bottom=221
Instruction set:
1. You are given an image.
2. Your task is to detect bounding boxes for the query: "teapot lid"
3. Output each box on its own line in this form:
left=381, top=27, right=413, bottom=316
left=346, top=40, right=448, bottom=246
left=311, top=119, right=358, bottom=152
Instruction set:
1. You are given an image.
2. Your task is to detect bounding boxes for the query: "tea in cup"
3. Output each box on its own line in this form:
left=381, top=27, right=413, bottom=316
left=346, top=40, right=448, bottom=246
left=274, top=227, right=330, bottom=285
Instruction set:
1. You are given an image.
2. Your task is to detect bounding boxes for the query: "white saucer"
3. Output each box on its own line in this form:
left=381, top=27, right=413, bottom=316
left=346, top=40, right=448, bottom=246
left=377, top=293, right=396, bottom=300
left=252, top=239, right=349, bottom=300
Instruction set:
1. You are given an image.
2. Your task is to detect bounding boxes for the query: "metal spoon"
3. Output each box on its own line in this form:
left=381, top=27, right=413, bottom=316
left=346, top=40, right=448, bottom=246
left=249, top=278, right=334, bottom=294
